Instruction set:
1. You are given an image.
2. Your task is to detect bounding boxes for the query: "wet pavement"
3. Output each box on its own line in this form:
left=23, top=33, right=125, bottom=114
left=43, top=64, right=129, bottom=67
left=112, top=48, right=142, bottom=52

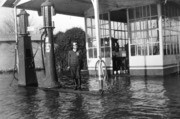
left=0, top=72, right=180, bottom=119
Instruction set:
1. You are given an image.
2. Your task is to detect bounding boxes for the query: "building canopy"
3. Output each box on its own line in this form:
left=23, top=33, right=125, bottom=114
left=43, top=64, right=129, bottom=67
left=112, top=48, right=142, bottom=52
left=2, top=0, right=179, bottom=17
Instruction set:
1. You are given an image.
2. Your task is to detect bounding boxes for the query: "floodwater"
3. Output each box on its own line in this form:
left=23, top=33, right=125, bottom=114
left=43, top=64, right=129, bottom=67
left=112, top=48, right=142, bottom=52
left=0, top=72, right=180, bottom=119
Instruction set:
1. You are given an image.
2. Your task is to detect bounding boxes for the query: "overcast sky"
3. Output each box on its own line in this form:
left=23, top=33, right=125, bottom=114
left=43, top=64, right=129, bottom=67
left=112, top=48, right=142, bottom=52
left=0, top=7, right=85, bottom=34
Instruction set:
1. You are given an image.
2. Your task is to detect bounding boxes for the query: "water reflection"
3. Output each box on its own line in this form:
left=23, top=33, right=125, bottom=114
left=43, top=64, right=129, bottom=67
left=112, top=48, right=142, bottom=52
left=83, top=95, right=103, bottom=119
left=163, top=75, right=180, bottom=118
left=69, top=94, right=89, bottom=119
left=40, top=90, right=61, bottom=119
left=130, top=77, right=169, bottom=118
left=17, top=87, right=39, bottom=119
left=0, top=73, right=180, bottom=118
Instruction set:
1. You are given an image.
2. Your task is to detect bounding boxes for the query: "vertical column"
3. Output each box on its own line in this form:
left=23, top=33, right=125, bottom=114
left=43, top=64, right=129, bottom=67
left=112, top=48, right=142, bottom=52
left=14, top=6, right=19, bottom=73
left=158, top=3, right=163, bottom=57
left=127, top=8, right=131, bottom=75
left=108, top=11, right=112, bottom=65
left=84, top=17, right=88, bottom=60
left=92, top=0, right=101, bottom=59
left=126, top=9, right=131, bottom=60
left=91, top=0, right=103, bottom=90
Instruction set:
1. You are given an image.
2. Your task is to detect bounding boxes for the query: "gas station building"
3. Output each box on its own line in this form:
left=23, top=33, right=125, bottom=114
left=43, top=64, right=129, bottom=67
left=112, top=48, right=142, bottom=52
left=1, top=0, right=180, bottom=76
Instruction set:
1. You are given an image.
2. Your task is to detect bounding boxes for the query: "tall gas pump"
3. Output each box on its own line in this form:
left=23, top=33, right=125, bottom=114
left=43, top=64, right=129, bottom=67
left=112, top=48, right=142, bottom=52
left=41, top=0, right=59, bottom=88
left=17, top=10, right=38, bottom=87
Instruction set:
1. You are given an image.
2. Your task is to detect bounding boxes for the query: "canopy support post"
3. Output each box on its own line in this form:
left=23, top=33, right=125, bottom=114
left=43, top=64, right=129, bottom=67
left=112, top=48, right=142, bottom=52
left=91, top=0, right=103, bottom=91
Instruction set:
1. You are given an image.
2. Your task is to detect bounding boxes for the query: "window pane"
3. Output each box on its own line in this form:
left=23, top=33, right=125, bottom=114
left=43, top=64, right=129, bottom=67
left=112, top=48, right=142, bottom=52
left=151, top=4, right=157, bottom=16
left=142, top=45, right=147, bottom=55
left=142, top=31, right=147, bottom=38
left=101, top=38, right=104, bottom=46
left=153, top=43, right=160, bottom=55
left=151, top=30, right=157, bottom=37
left=148, top=19, right=152, bottom=29
left=143, top=6, right=147, bottom=17
left=94, top=48, right=97, bottom=58
left=101, top=48, right=104, bottom=57
left=131, top=45, right=136, bottom=56
left=92, top=28, right=96, bottom=37
left=174, top=44, right=177, bottom=54
left=87, top=18, right=91, bottom=27
left=151, top=19, right=158, bottom=28
left=177, top=43, right=179, bottom=54
left=93, top=39, right=97, bottom=47
left=152, top=37, right=158, bottom=43
left=89, top=49, right=93, bottom=58
left=141, top=20, right=146, bottom=30
left=114, top=22, right=117, bottom=29
left=129, top=8, right=134, bottom=20
left=164, top=44, right=167, bottom=55
left=171, top=44, right=173, bottom=54
left=92, top=19, right=95, bottom=26
left=136, top=21, right=140, bottom=30
left=137, top=32, right=141, bottom=39
left=88, top=38, right=93, bottom=47
left=87, top=28, right=91, bottom=36
left=104, top=38, right=110, bottom=46
left=138, top=45, right=142, bottom=55
left=167, top=44, right=170, bottom=55
left=149, top=44, right=153, bottom=55
left=131, top=22, right=135, bottom=31
left=105, top=47, right=110, bottom=57
left=106, top=30, right=109, bottom=36
left=136, top=7, right=142, bottom=19
left=147, top=5, right=150, bottom=17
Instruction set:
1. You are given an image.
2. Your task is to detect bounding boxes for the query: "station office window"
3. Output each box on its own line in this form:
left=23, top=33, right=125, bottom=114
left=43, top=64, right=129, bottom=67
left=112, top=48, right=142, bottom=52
left=86, top=13, right=110, bottom=58
left=129, top=4, right=160, bottom=56
left=111, top=21, right=128, bottom=51
left=100, top=13, right=110, bottom=58
left=86, top=17, right=97, bottom=58
left=162, top=3, right=180, bottom=55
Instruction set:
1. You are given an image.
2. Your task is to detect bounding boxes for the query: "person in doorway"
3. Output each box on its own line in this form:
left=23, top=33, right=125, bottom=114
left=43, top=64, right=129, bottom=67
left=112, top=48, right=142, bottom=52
left=67, top=41, right=82, bottom=90
left=112, top=41, right=120, bottom=74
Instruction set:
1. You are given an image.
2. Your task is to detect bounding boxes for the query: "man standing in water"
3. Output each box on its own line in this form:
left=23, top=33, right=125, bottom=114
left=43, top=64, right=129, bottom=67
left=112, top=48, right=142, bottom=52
left=67, top=41, right=82, bottom=90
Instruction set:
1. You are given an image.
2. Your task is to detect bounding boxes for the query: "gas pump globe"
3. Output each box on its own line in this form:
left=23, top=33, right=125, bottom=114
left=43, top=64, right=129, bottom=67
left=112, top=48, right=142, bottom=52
left=18, top=10, right=29, bottom=35
left=41, top=0, right=55, bottom=27
left=41, top=0, right=59, bottom=88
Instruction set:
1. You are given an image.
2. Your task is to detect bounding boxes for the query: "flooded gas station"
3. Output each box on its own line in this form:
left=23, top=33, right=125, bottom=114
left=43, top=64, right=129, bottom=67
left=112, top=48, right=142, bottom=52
left=1, top=0, right=180, bottom=118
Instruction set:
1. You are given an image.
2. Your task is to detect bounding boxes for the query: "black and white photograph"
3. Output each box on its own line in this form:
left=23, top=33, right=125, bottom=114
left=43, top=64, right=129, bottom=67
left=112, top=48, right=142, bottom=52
left=0, top=0, right=180, bottom=118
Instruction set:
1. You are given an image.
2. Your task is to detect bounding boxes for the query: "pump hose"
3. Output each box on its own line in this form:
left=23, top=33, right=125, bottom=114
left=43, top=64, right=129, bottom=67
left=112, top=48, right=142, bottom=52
left=10, top=46, right=18, bottom=86
left=95, top=58, right=108, bottom=83
left=40, top=30, right=47, bottom=71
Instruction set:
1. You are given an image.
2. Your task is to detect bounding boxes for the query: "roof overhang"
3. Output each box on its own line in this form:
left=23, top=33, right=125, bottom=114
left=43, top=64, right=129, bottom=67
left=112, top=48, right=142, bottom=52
left=1, top=0, right=93, bottom=17
left=1, top=0, right=180, bottom=17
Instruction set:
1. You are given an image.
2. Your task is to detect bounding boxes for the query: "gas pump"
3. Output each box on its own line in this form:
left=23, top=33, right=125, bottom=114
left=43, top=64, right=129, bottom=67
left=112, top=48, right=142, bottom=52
left=17, top=10, right=38, bottom=87
left=40, top=0, right=59, bottom=88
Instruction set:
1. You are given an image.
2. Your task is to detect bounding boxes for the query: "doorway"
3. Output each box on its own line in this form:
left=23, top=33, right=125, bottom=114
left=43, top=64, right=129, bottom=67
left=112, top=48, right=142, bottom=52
left=110, top=9, right=129, bottom=74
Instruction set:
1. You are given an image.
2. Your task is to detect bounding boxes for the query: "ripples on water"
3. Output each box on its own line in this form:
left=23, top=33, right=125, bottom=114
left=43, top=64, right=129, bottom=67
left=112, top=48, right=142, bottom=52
left=0, top=73, right=180, bottom=119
